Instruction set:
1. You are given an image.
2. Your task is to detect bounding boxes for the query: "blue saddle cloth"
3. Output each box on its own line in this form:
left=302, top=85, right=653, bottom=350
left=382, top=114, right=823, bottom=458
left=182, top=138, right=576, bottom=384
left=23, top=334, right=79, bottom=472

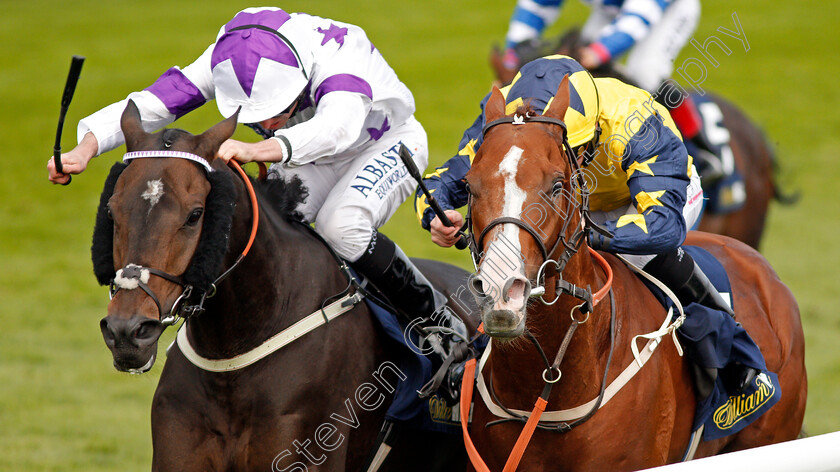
left=642, top=246, right=781, bottom=441
left=361, top=287, right=487, bottom=434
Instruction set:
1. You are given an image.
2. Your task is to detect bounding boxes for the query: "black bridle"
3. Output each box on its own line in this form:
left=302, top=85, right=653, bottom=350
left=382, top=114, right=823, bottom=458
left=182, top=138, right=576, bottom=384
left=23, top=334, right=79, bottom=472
left=466, top=112, right=610, bottom=308
left=467, top=111, right=618, bottom=434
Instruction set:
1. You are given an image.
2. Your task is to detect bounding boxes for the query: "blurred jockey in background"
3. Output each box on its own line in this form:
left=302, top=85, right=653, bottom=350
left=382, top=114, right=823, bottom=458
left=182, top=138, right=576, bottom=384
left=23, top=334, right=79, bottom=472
left=503, top=0, right=731, bottom=185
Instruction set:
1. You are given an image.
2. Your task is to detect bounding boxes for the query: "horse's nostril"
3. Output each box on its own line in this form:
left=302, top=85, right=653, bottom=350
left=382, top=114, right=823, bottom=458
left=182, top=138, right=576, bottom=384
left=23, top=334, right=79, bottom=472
left=133, top=320, right=163, bottom=343
left=509, top=280, right=522, bottom=301
left=470, top=276, right=488, bottom=299
left=100, top=318, right=117, bottom=348
left=502, top=277, right=530, bottom=303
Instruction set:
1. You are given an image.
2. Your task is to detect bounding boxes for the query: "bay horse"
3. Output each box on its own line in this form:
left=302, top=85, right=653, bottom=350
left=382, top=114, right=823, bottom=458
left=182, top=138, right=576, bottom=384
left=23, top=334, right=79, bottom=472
left=93, top=101, right=475, bottom=471
left=458, top=79, right=806, bottom=470
left=489, top=33, right=798, bottom=250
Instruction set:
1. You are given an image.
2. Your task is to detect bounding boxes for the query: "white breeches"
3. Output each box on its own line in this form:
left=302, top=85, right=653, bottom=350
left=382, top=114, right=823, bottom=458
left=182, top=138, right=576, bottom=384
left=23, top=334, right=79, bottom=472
left=268, top=116, right=428, bottom=262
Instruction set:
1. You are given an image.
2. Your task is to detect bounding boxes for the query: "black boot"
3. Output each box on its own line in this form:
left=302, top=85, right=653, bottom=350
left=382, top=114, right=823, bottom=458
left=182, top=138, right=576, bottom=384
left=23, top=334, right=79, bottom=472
left=644, top=248, right=758, bottom=392
left=352, top=230, right=467, bottom=356
left=644, top=248, right=734, bottom=316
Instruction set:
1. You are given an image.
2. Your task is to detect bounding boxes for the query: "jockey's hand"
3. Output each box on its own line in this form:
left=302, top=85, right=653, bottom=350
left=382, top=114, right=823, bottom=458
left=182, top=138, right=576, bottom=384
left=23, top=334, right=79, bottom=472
left=587, top=228, right=613, bottom=251
left=430, top=210, right=464, bottom=248
left=47, top=132, right=98, bottom=185
left=579, top=45, right=604, bottom=70
left=217, top=138, right=283, bottom=164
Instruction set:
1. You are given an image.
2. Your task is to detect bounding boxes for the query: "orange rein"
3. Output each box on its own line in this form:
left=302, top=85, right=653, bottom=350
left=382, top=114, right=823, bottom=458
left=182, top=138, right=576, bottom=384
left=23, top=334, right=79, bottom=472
left=227, top=159, right=259, bottom=259
left=461, top=247, right=613, bottom=472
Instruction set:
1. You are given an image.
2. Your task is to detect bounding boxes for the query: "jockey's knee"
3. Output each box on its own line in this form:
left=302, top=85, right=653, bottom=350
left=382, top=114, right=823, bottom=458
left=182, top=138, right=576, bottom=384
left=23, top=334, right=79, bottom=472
left=315, top=211, right=375, bottom=262
left=643, top=248, right=694, bottom=285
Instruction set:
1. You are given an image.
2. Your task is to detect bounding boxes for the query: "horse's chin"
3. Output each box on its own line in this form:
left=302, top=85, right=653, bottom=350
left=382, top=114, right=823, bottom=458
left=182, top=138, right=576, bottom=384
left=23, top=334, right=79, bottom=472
left=112, top=348, right=158, bottom=374
left=482, top=309, right=526, bottom=339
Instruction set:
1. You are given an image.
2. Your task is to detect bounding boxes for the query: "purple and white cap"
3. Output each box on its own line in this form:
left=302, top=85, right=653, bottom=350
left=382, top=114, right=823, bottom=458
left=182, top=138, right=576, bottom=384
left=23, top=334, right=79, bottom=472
left=211, top=9, right=310, bottom=123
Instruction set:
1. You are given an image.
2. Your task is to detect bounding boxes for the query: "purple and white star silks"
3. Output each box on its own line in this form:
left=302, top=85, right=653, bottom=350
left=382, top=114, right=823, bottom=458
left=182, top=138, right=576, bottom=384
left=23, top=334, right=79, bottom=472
left=211, top=9, right=298, bottom=97
left=317, top=23, right=349, bottom=47
left=367, top=117, right=390, bottom=141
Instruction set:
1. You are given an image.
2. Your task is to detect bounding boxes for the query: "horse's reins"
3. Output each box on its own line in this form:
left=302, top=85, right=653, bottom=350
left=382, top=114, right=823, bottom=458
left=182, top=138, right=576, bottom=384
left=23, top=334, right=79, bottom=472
left=460, top=112, right=617, bottom=472
left=108, top=152, right=258, bottom=326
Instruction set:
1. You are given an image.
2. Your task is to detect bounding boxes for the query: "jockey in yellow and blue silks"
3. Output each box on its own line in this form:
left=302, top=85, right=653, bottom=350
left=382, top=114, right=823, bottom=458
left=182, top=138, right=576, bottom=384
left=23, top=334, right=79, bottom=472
left=417, top=55, right=759, bottom=391
left=500, top=0, right=740, bottom=196
left=418, top=55, right=698, bottom=256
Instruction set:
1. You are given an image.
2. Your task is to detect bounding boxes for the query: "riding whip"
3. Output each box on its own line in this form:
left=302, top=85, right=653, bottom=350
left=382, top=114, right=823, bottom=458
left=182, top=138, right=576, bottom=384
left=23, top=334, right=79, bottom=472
left=398, top=144, right=468, bottom=250
left=53, top=55, right=85, bottom=185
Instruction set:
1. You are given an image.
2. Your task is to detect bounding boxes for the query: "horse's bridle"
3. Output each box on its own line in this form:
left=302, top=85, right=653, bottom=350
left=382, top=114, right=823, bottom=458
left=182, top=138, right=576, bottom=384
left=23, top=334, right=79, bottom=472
left=459, top=113, right=618, bottom=471
left=467, top=112, right=610, bottom=309
left=108, top=153, right=258, bottom=326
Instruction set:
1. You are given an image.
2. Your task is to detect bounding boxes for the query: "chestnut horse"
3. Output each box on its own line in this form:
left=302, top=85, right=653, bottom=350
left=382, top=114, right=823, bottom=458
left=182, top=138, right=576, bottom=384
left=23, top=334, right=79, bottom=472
left=489, top=34, right=798, bottom=250
left=93, top=102, right=475, bottom=471
left=459, top=79, right=806, bottom=470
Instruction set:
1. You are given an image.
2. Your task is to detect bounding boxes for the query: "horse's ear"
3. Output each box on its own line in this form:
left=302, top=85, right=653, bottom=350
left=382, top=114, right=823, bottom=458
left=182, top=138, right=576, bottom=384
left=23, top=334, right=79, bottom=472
left=198, top=107, right=239, bottom=161
left=544, top=74, right=570, bottom=121
left=120, top=100, right=148, bottom=151
left=484, top=86, right=507, bottom=123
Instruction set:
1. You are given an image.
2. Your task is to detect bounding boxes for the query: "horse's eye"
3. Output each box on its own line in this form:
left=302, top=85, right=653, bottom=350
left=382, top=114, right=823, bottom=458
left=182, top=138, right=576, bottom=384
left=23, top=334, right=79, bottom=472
left=551, top=179, right=565, bottom=196
left=106, top=206, right=114, bottom=220
left=186, top=208, right=204, bottom=226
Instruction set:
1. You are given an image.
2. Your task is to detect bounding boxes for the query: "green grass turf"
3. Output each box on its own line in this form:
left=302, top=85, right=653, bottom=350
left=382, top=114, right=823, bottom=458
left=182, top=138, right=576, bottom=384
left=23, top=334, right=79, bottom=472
left=1, top=0, right=837, bottom=469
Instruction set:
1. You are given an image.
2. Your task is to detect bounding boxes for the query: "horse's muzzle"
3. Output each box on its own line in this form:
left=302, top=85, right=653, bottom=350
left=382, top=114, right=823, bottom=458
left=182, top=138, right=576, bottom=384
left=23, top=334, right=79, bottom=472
left=481, top=309, right=526, bottom=339
left=100, top=315, right=164, bottom=373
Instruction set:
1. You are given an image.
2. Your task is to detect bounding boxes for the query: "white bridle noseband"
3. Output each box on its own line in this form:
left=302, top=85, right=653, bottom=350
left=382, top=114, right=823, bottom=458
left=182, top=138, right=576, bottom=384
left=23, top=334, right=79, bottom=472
left=123, top=151, right=214, bottom=173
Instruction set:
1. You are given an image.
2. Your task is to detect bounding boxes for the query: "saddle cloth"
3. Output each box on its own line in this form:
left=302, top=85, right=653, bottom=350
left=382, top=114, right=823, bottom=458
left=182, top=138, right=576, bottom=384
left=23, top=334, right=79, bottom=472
left=641, top=246, right=781, bottom=441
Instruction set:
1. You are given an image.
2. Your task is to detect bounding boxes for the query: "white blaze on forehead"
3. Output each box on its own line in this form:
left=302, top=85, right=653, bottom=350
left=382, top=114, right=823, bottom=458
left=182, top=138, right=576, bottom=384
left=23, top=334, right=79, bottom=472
left=478, top=145, right=527, bottom=290
left=497, top=145, right=526, bottom=253
left=141, top=179, right=165, bottom=209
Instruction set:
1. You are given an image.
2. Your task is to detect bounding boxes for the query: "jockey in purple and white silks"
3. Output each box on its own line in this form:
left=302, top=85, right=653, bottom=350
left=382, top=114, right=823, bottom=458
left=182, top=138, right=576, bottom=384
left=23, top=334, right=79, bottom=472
left=47, top=6, right=465, bottom=356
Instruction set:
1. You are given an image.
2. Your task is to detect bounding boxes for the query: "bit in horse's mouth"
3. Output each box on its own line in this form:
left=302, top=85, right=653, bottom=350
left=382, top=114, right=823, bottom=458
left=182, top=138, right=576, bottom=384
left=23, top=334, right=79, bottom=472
left=120, top=352, right=156, bottom=375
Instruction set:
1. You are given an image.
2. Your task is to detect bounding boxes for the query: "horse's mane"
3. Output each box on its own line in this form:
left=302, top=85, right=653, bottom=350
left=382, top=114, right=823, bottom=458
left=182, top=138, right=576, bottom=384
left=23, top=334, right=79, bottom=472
left=254, top=175, right=308, bottom=222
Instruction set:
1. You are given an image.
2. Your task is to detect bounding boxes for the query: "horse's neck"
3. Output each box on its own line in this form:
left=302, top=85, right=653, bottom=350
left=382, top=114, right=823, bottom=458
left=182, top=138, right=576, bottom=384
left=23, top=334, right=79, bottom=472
left=187, top=190, right=347, bottom=358
left=490, top=249, right=611, bottom=407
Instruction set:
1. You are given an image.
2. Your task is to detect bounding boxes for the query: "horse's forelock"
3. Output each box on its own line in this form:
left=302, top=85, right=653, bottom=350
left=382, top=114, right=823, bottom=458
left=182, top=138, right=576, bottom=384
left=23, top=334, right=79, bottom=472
left=514, top=101, right=538, bottom=118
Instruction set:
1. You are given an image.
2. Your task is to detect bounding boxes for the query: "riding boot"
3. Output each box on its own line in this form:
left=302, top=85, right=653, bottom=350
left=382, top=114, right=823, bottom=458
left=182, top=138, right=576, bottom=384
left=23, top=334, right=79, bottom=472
left=352, top=230, right=468, bottom=359
left=644, top=248, right=733, bottom=316
left=644, top=248, right=759, bottom=392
